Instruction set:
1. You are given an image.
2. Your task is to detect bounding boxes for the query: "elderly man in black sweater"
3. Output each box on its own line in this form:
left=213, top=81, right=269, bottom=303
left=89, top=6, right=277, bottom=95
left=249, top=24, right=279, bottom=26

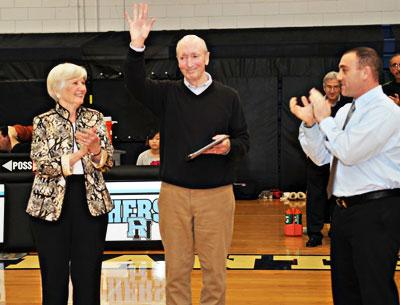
left=124, top=3, right=249, bottom=305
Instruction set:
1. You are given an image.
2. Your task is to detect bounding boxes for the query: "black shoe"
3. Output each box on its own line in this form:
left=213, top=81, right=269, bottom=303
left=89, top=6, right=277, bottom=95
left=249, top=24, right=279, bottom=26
left=306, top=236, right=322, bottom=247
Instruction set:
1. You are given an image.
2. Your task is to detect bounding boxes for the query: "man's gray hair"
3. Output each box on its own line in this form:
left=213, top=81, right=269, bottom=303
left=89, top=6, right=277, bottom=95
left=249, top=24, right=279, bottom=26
left=323, top=71, right=339, bottom=86
left=176, top=35, right=208, bottom=55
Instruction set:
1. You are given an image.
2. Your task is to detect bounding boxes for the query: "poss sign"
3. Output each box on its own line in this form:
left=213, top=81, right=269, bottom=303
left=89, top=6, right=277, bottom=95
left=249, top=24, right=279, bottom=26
left=0, top=154, right=32, bottom=173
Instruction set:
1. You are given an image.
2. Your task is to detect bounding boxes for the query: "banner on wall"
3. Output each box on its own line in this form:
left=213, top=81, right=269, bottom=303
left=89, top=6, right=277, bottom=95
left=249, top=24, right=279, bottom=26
left=106, top=181, right=161, bottom=241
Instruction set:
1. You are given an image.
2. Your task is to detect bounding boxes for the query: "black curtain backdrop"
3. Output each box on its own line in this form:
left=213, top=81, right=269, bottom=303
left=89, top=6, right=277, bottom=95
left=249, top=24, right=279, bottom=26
left=0, top=81, right=53, bottom=125
left=0, top=25, right=396, bottom=194
left=393, top=26, right=400, bottom=52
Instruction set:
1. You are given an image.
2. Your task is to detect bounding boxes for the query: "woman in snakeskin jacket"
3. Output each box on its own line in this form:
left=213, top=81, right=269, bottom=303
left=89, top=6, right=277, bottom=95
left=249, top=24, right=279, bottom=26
left=27, top=63, right=114, bottom=305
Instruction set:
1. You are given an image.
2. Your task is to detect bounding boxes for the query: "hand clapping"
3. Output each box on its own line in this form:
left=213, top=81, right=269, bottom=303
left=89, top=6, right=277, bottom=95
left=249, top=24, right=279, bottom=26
left=289, top=88, right=331, bottom=126
left=75, top=127, right=101, bottom=156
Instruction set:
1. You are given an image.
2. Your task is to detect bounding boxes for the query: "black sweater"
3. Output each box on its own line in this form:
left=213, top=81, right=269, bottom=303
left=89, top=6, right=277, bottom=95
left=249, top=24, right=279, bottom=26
left=382, top=80, right=400, bottom=98
left=124, top=48, right=249, bottom=188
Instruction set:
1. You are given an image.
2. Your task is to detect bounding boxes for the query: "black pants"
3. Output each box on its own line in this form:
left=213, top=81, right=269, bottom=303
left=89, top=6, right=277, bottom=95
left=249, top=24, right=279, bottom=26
left=30, top=175, right=108, bottom=305
left=306, top=159, right=333, bottom=238
left=330, top=195, right=400, bottom=305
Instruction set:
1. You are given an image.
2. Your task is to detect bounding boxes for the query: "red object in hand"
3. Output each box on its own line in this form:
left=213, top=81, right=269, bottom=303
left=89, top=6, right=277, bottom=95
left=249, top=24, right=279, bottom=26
left=150, top=160, right=160, bottom=166
left=284, top=207, right=302, bottom=236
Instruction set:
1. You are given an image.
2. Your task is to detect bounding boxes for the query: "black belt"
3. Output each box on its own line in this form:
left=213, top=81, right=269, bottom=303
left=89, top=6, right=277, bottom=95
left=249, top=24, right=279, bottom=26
left=336, top=188, right=400, bottom=209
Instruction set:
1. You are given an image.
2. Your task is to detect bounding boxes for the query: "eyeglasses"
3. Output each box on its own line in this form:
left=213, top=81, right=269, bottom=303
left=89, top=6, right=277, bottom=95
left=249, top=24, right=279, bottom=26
left=390, top=63, right=400, bottom=69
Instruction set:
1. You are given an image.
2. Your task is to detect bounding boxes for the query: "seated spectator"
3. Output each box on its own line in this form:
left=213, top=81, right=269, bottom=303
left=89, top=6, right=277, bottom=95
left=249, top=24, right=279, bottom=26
left=0, top=124, right=33, bottom=153
left=136, top=130, right=160, bottom=166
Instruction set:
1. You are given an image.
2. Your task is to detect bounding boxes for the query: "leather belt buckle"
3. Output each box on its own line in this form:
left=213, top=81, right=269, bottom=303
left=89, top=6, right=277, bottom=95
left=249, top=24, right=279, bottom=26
left=336, top=198, right=348, bottom=208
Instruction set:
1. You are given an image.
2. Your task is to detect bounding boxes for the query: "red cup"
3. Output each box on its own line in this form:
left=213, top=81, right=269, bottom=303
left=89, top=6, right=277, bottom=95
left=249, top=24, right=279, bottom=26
left=104, top=117, right=113, bottom=144
left=105, top=120, right=112, bottom=143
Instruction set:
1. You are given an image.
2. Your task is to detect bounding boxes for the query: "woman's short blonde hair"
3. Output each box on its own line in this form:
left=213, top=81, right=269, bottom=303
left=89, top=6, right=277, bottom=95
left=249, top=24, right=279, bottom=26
left=47, top=63, right=87, bottom=102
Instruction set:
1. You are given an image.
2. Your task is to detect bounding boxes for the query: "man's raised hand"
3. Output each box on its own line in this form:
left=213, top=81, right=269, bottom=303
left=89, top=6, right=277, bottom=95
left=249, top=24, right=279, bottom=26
left=125, top=3, right=155, bottom=48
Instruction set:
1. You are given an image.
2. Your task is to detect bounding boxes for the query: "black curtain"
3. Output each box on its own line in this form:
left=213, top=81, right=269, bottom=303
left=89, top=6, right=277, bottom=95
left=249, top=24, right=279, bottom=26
left=0, top=25, right=391, bottom=193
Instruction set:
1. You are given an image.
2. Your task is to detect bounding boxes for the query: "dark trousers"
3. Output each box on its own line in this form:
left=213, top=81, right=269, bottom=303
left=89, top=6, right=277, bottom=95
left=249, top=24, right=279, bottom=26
left=306, top=160, right=333, bottom=238
left=30, top=175, right=108, bottom=305
left=330, top=195, right=400, bottom=305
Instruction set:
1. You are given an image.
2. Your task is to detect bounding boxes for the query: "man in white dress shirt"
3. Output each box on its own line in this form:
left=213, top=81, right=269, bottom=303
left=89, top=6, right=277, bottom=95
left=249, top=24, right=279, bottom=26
left=290, top=47, right=400, bottom=305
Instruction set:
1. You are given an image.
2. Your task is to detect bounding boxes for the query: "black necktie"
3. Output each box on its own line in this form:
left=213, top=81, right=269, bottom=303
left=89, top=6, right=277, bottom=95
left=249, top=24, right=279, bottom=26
left=326, top=101, right=356, bottom=198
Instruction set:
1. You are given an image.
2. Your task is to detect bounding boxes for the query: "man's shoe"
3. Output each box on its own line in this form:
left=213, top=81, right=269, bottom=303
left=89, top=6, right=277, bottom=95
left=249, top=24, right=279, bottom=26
left=306, top=236, right=322, bottom=247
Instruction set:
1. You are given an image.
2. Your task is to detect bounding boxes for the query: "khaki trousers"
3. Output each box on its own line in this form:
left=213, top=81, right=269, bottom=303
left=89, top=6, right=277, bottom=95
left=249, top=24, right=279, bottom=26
left=158, top=182, right=235, bottom=305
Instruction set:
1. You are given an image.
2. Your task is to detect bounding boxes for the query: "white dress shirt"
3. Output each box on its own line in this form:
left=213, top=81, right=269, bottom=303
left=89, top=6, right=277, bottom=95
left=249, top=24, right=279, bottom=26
left=72, top=123, right=84, bottom=175
left=299, top=85, right=400, bottom=197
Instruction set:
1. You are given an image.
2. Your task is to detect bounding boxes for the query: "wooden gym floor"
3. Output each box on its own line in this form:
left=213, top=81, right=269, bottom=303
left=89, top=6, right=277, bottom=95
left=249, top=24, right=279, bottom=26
left=1, top=199, right=399, bottom=304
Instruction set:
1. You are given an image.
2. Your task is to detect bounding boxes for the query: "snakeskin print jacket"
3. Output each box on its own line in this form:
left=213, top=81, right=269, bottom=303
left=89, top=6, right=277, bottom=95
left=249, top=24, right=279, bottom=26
left=26, top=103, right=114, bottom=221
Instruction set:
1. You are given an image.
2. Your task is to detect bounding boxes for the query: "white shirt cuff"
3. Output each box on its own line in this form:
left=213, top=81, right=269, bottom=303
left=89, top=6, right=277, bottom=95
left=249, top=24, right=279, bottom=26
left=61, top=154, right=73, bottom=177
left=301, top=121, right=319, bottom=136
left=129, top=43, right=145, bottom=52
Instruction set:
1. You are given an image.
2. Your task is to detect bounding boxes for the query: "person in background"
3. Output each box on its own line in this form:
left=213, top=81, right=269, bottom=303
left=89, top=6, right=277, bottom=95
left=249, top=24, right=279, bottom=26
left=27, top=63, right=114, bottom=305
left=136, top=129, right=160, bottom=165
left=124, top=3, right=249, bottom=305
left=382, top=53, right=400, bottom=105
left=290, top=47, right=400, bottom=305
left=304, top=71, right=350, bottom=247
left=0, top=124, right=32, bottom=153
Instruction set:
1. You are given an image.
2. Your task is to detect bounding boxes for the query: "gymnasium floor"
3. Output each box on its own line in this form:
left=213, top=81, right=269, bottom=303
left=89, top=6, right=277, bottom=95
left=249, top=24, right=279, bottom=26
left=0, top=199, right=399, bottom=304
